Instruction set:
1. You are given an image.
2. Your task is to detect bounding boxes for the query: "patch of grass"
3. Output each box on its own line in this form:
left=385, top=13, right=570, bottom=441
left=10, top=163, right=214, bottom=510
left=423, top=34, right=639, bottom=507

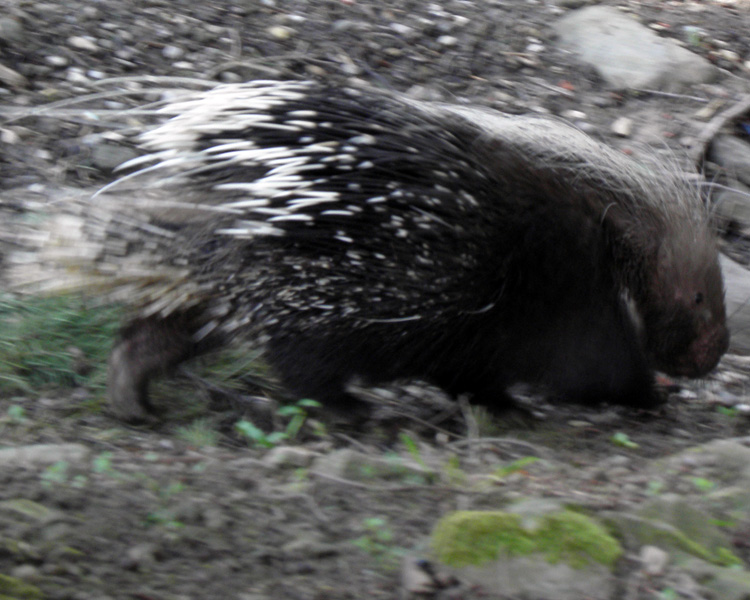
left=443, top=455, right=467, bottom=486
left=39, top=461, right=87, bottom=489
left=471, top=406, right=506, bottom=437
left=235, top=419, right=287, bottom=448
left=193, top=344, right=270, bottom=390
left=400, top=432, right=427, bottom=469
left=493, top=456, right=540, bottom=479
left=690, top=477, right=716, bottom=493
left=5, top=404, right=27, bottom=423
left=175, top=417, right=220, bottom=448
left=0, top=295, right=121, bottom=397
left=92, top=451, right=116, bottom=475
left=646, top=480, right=665, bottom=496
left=149, top=343, right=272, bottom=420
left=353, top=517, right=406, bottom=568
left=716, top=406, right=738, bottom=418
left=0, top=295, right=274, bottom=420
left=144, top=480, right=187, bottom=530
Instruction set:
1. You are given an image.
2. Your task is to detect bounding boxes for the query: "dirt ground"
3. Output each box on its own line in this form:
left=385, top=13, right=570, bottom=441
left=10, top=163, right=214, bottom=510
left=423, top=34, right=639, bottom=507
left=1, top=0, right=750, bottom=598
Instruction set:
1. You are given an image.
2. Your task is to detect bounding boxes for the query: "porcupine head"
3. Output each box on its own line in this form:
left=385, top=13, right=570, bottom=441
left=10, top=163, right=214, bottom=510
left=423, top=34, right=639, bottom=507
left=615, top=192, right=728, bottom=381
left=442, top=104, right=729, bottom=389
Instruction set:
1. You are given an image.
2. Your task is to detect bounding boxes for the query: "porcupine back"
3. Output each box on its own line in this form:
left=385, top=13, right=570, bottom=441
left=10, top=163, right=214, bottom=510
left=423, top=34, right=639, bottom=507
left=9, top=81, right=729, bottom=420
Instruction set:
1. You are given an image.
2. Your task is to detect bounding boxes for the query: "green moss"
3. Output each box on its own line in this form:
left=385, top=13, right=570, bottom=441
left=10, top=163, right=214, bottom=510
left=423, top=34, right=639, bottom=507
left=536, top=512, right=621, bottom=568
left=431, top=512, right=531, bottom=567
left=714, top=547, right=743, bottom=568
left=431, top=510, right=621, bottom=569
left=0, top=574, right=43, bottom=599
left=611, top=514, right=742, bottom=567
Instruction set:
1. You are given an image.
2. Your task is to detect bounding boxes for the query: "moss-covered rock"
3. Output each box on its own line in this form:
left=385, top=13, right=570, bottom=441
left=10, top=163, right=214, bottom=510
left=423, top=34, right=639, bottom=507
left=604, top=495, right=742, bottom=568
left=431, top=509, right=621, bottom=569
left=0, top=574, right=43, bottom=600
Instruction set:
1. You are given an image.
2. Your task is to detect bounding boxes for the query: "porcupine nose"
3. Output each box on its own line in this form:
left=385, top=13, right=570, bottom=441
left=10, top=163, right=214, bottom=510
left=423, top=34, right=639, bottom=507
left=683, top=323, right=729, bottom=378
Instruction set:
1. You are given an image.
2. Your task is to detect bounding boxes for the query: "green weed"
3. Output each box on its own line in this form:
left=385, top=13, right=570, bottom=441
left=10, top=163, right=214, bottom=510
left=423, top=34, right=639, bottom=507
left=236, top=398, right=322, bottom=448
left=611, top=432, right=639, bottom=449
left=175, top=418, right=220, bottom=448
left=353, top=517, right=405, bottom=567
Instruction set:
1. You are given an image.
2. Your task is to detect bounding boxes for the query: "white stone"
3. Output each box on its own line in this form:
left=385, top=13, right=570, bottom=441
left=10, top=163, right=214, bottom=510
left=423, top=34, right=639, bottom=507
left=68, top=35, right=98, bottom=52
left=639, top=545, right=669, bottom=575
left=554, top=6, right=716, bottom=91
left=611, top=116, right=633, bottom=137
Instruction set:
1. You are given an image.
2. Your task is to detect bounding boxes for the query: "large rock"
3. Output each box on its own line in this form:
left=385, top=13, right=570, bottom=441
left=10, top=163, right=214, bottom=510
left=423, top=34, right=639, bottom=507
left=431, top=502, right=621, bottom=600
left=721, top=255, right=750, bottom=354
left=554, top=6, right=716, bottom=91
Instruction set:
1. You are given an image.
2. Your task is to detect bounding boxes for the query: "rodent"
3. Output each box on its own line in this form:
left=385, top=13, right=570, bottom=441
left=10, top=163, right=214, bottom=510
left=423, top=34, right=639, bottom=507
left=9, top=80, right=730, bottom=422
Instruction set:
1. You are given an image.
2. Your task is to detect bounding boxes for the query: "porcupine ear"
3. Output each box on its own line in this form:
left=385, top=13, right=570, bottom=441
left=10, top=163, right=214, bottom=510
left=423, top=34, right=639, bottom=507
left=597, top=195, right=665, bottom=295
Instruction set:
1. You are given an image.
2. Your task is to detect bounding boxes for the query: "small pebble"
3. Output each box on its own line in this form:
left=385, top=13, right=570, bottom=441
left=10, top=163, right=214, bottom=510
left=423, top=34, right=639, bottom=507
left=694, top=99, right=725, bottom=120
left=66, top=68, right=89, bottom=84
left=162, top=45, right=185, bottom=60
left=437, top=35, right=458, bottom=47
left=561, top=109, right=587, bottom=120
left=123, top=543, right=157, bottom=570
left=81, top=6, right=100, bottom=19
left=0, top=16, right=24, bottom=45
left=0, top=63, right=27, bottom=88
left=45, top=55, right=69, bottom=67
left=267, top=25, right=295, bottom=40
left=263, top=446, right=318, bottom=468
left=718, top=48, right=740, bottom=62
left=1, top=127, right=20, bottom=144
left=68, top=35, right=98, bottom=52
left=639, top=545, right=669, bottom=575
left=401, top=557, right=435, bottom=594
left=611, top=116, right=633, bottom=137
left=10, top=564, right=39, bottom=580
left=390, top=23, right=413, bottom=36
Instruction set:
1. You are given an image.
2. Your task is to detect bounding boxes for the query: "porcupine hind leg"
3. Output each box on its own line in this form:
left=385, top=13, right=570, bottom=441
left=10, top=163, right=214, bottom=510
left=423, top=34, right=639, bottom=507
left=107, top=314, right=211, bottom=422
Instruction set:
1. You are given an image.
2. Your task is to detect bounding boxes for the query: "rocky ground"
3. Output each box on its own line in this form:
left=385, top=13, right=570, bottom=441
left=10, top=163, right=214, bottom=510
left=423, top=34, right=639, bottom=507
left=2, top=0, right=750, bottom=599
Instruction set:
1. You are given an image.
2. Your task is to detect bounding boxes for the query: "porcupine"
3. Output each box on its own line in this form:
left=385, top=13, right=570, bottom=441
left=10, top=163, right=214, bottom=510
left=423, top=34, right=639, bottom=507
left=10, top=80, right=729, bottom=422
